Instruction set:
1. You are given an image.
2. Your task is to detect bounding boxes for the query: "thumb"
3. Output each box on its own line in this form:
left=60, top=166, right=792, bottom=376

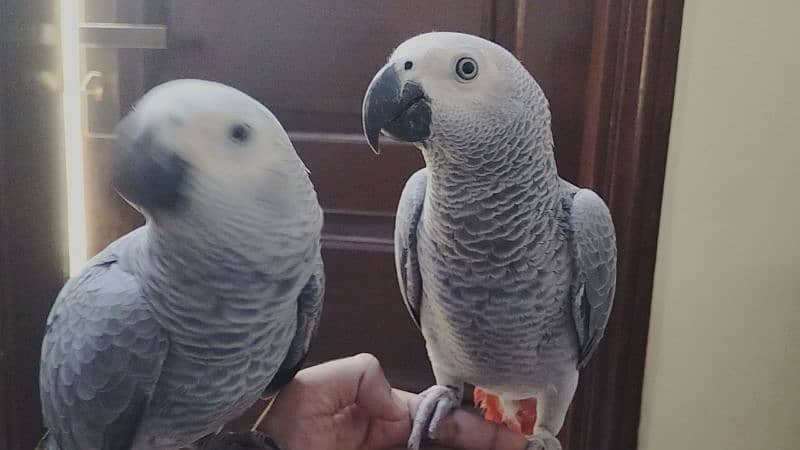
left=350, top=354, right=407, bottom=422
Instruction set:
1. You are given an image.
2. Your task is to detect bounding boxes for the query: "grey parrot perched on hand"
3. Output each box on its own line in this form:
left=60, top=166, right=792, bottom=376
left=38, top=80, right=324, bottom=450
left=362, top=33, right=617, bottom=450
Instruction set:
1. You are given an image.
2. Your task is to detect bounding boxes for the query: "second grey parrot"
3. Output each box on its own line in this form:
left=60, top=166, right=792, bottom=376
left=362, top=33, right=617, bottom=450
left=38, top=80, right=324, bottom=449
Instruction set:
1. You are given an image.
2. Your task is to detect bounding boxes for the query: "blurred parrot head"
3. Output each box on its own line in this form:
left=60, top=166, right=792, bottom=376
left=112, top=79, right=307, bottom=223
left=362, top=32, right=553, bottom=159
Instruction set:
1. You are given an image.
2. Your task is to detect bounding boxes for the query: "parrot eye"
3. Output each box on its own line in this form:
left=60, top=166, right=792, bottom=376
left=456, top=57, right=478, bottom=81
left=229, top=123, right=251, bottom=144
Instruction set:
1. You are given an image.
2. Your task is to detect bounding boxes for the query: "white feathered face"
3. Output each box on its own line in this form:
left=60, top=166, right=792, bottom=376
left=113, top=79, right=304, bottom=214
left=363, top=32, right=535, bottom=154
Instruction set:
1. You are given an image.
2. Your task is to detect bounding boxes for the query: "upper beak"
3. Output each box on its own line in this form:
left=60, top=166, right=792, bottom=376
left=112, top=114, right=187, bottom=213
left=362, top=63, right=431, bottom=154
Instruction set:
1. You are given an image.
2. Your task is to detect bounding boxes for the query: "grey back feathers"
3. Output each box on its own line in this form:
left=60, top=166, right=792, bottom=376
left=39, top=231, right=169, bottom=450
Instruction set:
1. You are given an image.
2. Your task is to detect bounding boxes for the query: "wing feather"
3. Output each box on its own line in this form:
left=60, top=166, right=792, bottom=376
left=567, top=189, right=617, bottom=368
left=40, top=233, right=168, bottom=450
left=263, top=253, right=324, bottom=396
left=394, top=169, right=428, bottom=329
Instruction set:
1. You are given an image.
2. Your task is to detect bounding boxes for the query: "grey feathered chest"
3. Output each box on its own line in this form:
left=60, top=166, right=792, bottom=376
left=132, top=189, right=323, bottom=448
left=368, top=34, right=617, bottom=447
left=415, top=137, right=581, bottom=390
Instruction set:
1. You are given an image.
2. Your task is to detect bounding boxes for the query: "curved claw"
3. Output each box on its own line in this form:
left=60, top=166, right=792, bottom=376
left=524, top=430, right=561, bottom=450
left=407, top=385, right=460, bottom=450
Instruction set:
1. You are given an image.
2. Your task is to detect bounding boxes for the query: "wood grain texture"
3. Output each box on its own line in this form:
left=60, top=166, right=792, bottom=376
left=552, top=1, right=686, bottom=449
left=155, top=0, right=493, bottom=133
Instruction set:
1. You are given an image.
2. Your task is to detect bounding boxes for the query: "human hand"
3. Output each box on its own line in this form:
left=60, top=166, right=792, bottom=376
left=260, top=354, right=528, bottom=450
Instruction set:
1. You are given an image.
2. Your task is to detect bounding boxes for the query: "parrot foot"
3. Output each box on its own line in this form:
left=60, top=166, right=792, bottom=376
left=194, top=431, right=281, bottom=450
left=407, top=384, right=460, bottom=450
left=524, top=430, right=561, bottom=450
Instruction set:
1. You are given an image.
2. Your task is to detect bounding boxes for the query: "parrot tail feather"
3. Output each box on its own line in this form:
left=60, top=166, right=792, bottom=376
left=473, top=386, right=504, bottom=424
left=515, top=397, right=538, bottom=436
left=473, top=387, right=538, bottom=437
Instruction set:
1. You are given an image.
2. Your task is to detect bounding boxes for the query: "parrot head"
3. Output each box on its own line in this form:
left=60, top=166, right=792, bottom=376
left=362, top=32, right=551, bottom=157
left=112, top=79, right=306, bottom=221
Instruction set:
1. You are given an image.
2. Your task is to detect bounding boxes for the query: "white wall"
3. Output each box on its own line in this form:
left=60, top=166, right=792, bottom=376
left=639, top=1, right=800, bottom=449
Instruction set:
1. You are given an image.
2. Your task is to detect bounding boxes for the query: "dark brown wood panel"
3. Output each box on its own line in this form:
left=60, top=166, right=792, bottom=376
left=151, top=0, right=494, bottom=133
left=0, top=1, right=68, bottom=448
left=310, top=247, right=432, bottom=389
left=514, top=0, right=596, bottom=183
left=537, top=1, right=686, bottom=449
left=293, top=134, right=424, bottom=216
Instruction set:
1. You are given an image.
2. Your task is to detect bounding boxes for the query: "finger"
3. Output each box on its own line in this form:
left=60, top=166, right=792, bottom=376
left=297, top=353, right=406, bottom=422
left=363, top=389, right=417, bottom=448
left=367, top=389, right=530, bottom=450
left=434, top=408, right=529, bottom=450
left=351, top=354, right=407, bottom=421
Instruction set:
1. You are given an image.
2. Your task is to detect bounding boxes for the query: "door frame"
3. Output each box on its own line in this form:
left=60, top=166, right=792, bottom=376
left=0, top=1, right=69, bottom=448
left=545, top=0, right=686, bottom=448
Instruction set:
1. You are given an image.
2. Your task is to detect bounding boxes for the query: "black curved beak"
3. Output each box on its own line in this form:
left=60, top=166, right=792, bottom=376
left=362, top=64, right=431, bottom=154
left=112, top=114, right=187, bottom=213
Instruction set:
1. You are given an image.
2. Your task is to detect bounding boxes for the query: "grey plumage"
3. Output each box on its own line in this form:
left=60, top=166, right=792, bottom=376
left=363, top=33, right=617, bottom=450
left=264, top=258, right=325, bottom=396
left=39, top=232, right=169, bottom=450
left=394, top=168, right=427, bottom=328
left=39, top=80, right=324, bottom=450
left=566, top=188, right=616, bottom=368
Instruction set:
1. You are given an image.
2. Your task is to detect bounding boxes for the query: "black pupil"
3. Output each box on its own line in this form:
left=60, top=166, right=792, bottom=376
left=404, top=61, right=413, bottom=70
left=461, top=61, right=475, bottom=75
left=231, top=124, right=249, bottom=142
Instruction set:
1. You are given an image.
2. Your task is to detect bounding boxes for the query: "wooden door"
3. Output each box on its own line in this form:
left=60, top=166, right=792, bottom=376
left=78, top=1, right=685, bottom=449
left=0, top=1, right=69, bottom=448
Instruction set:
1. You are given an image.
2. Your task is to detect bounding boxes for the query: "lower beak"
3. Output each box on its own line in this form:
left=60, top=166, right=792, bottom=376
left=112, top=115, right=187, bottom=213
left=362, top=64, right=431, bottom=154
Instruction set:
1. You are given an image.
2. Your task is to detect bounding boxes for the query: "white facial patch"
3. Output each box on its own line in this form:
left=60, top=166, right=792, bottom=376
left=388, top=32, right=517, bottom=106
left=132, top=79, right=300, bottom=188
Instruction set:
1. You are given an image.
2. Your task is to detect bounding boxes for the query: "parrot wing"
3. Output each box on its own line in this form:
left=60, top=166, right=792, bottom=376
left=39, top=231, right=169, bottom=450
left=567, top=189, right=617, bottom=369
left=394, top=168, right=428, bottom=329
left=263, top=253, right=325, bottom=396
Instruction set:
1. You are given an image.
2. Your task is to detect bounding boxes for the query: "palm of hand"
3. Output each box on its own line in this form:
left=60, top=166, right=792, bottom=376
left=262, top=354, right=410, bottom=450
left=260, top=354, right=528, bottom=450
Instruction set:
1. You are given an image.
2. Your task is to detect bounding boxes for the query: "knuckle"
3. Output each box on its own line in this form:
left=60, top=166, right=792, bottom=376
left=352, top=352, right=381, bottom=370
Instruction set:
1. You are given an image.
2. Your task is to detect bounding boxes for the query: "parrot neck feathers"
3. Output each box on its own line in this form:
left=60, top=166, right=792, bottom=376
left=130, top=204, right=321, bottom=349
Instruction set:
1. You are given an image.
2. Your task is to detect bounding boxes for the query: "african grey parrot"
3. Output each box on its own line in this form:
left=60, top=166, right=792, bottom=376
left=38, top=80, right=324, bottom=449
left=362, top=33, right=617, bottom=450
